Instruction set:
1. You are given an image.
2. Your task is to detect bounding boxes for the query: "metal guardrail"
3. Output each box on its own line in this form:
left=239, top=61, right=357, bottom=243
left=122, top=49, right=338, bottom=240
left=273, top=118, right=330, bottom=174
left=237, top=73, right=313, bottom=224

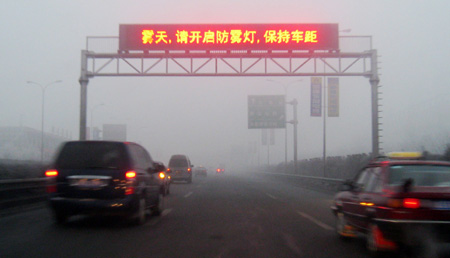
left=259, top=172, right=345, bottom=193
left=0, top=178, right=48, bottom=211
left=0, top=173, right=345, bottom=213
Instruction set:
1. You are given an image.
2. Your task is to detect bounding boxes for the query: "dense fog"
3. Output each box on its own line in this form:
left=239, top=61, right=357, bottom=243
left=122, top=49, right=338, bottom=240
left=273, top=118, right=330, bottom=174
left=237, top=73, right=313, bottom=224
left=1, top=1, right=449, bottom=169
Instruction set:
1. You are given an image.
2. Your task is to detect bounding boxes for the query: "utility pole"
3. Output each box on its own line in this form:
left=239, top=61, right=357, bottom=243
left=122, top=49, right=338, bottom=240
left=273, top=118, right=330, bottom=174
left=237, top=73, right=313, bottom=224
left=287, top=99, right=298, bottom=174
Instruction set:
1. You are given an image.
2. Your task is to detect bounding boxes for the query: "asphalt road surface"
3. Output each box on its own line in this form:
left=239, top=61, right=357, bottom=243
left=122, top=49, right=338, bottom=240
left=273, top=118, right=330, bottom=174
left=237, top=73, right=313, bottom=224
left=0, top=171, right=427, bottom=258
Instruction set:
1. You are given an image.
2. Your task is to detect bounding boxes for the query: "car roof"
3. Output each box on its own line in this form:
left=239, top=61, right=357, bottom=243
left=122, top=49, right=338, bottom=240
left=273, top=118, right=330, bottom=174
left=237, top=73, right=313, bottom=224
left=64, top=140, right=134, bottom=145
left=170, top=154, right=188, bottom=159
left=369, top=159, right=450, bottom=167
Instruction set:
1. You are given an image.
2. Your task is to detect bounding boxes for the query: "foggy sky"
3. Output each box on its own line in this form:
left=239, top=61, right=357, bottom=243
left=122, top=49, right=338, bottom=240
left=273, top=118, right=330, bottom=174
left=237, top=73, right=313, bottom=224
left=1, top=0, right=449, bottom=168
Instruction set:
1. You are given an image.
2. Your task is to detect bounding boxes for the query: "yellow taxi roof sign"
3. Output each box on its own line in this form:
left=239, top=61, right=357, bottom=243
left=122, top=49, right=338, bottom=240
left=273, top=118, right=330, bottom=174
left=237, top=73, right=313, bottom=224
left=387, top=152, right=422, bottom=159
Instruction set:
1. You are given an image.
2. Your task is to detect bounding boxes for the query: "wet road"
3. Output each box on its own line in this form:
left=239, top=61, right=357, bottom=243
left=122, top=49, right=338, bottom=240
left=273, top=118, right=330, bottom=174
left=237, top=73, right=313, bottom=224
left=1, top=171, right=383, bottom=258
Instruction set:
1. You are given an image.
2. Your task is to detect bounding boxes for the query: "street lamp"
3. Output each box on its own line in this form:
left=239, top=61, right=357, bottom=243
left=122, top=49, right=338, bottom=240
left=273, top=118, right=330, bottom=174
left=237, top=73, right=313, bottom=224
left=287, top=99, right=298, bottom=174
left=90, top=103, right=104, bottom=140
left=266, top=79, right=302, bottom=172
left=26, top=80, right=62, bottom=163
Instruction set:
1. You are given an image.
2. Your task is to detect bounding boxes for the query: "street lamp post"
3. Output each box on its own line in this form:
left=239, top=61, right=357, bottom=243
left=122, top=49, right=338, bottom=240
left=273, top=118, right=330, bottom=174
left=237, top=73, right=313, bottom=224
left=26, top=80, right=62, bottom=163
left=266, top=79, right=302, bottom=173
left=287, top=99, right=298, bottom=174
left=90, top=103, right=104, bottom=140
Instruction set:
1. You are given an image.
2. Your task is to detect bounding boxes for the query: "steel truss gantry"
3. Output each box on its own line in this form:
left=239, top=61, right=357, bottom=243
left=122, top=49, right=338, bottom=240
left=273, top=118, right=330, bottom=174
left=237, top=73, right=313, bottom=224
left=79, top=49, right=380, bottom=156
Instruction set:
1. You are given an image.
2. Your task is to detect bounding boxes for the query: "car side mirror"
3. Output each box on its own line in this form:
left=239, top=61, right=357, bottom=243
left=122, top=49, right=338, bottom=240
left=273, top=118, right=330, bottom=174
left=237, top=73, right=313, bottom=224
left=153, top=162, right=166, bottom=173
left=339, top=180, right=355, bottom=192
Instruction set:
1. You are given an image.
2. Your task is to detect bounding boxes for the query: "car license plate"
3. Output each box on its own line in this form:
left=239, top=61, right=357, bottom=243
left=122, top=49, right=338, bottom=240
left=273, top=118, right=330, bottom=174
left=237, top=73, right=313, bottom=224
left=68, top=176, right=110, bottom=188
left=435, top=201, right=450, bottom=210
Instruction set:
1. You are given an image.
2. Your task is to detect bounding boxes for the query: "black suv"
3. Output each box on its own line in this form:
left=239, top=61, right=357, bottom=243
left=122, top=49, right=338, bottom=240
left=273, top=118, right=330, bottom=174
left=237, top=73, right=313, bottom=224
left=46, top=141, right=164, bottom=225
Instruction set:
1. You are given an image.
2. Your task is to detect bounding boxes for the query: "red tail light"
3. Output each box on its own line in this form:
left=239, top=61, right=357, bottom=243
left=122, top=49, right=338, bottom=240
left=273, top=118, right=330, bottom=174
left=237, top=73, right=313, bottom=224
left=125, top=171, right=136, bottom=195
left=125, top=187, right=135, bottom=195
left=45, top=170, right=58, bottom=177
left=403, top=198, right=420, bottom=209
left=45, top=169, right=58, bottom=193
left=167, top=168, right=171, bottom=173
left=46, top=185, right=57, bottom=193
left=125, top=171, right=136, bottom=179
left=187, top=168, right=191, bottom=173
left=159, top=172, right=166, bottom=179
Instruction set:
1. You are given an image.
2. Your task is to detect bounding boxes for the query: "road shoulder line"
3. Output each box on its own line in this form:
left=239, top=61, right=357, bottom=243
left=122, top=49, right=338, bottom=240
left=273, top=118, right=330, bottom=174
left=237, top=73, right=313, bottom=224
left=297, top=211, right=333, bottom=231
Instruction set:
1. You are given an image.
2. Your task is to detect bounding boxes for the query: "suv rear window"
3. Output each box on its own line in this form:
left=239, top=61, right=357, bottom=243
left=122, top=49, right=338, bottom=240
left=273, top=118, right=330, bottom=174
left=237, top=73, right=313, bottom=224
left=388, top=165, right=450, bottom=186
left=55, top=142, right=127, bottom=169
left=169, top=158, right=188, bottom=167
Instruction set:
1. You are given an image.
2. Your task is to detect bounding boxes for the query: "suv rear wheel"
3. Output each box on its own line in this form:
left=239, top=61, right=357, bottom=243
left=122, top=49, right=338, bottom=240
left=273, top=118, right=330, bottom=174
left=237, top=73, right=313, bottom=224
left=54, top=210, right=69, bottom=225
left=131, top=197, right=146, bottom=225
left=151, top=194, right=164, bottom=216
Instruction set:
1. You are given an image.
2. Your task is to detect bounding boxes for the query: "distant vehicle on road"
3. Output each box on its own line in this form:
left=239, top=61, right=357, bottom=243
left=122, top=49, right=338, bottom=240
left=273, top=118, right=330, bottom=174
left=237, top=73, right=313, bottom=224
left=46, top=141, right=164, bottom=225
left=154, top=161, right=170, bottom=196
left=216, top=168, right=225, bottom=174
left=331, top=152, right=450, bottom=256
left=194, top=166, right=207, bottom=177
left=167, top=154, right=193, bottom=183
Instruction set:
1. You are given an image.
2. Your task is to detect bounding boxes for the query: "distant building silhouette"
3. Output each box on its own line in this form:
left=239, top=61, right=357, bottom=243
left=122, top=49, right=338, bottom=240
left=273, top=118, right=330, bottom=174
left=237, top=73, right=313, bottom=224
left=0, top=126, right=70, bottom=162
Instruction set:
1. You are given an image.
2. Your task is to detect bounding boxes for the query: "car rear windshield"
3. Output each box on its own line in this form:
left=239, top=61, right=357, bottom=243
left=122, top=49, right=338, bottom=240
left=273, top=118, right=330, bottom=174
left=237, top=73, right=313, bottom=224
left=169, top=158, right=188, bottom=167
left=55, top=142, right=128, bottom=169
left=388, top=165, right=450, bottom=187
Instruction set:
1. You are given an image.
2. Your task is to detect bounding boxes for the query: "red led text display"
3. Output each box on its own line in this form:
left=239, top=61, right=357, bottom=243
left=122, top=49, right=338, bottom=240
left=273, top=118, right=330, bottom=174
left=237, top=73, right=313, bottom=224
left=119, top=24, right=339, bottom=51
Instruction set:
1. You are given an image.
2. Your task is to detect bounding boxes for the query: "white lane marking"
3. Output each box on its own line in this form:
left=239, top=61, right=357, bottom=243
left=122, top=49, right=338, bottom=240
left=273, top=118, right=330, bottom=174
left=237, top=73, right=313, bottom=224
left=146, top=209, right=173, bottom=226
left=297, top=211, right=333, bottom=231
left=266, top=193, right=277, bottom=200
left=184, top=191, right=193, bottom=198
left=282, top=233, right=303, bottom=256
left=161, top=208, right=172, bottom=217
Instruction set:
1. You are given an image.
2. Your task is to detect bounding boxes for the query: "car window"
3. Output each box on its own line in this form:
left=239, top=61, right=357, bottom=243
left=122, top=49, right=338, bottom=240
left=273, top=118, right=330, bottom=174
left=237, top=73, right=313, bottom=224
left=388, top=165, right=450, bottom=186
left=55, top=142, right=127, bottom=169
left=128, top=144, right=145, bottom=170
left=365, top=167, right=383, bottom=192
left=354, top=168, right=371, bottom=191
left=169, top=157, right=188, bottom=167
left=140, top=146, right=154, bottom=169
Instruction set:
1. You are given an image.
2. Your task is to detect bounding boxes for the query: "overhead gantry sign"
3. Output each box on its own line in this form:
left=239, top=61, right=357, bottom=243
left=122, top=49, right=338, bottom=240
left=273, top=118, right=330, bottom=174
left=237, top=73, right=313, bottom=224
left=79, top=23, right=380, bottom=156
left=119, top=24, right=339, bottom=52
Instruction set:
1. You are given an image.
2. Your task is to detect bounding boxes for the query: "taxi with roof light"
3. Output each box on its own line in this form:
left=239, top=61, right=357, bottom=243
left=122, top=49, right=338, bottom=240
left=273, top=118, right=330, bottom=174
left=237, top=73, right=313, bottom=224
left=330, top=152, right=450, bottom=255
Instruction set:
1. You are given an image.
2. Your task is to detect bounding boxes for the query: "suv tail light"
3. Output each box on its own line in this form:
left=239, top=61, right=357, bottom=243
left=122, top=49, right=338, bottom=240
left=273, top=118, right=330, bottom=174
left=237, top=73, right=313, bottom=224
left=125, top=170, right=136, bottom=195
left=159, top=172, right=166, bottom=179
left=45, top=169, right=58, bottom=193
left=187, top=168, right=191, bottom=173
left=45, top=170, right=58, bottom=177
left=166, top=168, right=171, bottom=173
left=126, top=171, right=136, bottom=179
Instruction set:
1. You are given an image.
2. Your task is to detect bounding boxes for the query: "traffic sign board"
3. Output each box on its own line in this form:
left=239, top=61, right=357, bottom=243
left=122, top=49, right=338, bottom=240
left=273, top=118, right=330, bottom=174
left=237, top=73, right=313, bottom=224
left=248, top=95, right=286, bottom=129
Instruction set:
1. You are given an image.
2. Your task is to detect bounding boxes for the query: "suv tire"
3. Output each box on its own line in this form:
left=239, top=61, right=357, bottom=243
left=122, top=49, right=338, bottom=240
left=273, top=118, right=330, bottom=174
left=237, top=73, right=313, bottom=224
left=152, top=194, right=164, bottom=216
left=131, top=197, right=146, bottom=226
left=54, top=210, right=69, bottom=225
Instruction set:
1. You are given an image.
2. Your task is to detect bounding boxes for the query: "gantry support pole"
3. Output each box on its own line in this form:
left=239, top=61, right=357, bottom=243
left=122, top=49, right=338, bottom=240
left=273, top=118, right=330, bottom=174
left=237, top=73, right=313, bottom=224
left=79, top=50, right=89, bottom=140
left=370, top=49, right=380, bottom=157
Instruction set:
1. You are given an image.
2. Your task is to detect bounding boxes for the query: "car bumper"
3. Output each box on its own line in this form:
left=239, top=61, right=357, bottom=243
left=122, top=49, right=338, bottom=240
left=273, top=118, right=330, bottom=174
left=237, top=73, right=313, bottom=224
left=170, top=173, right=191, bottom=181
left=374, top=218, right=450, bottom=243
left=49, top=196, right=138, bottom=216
